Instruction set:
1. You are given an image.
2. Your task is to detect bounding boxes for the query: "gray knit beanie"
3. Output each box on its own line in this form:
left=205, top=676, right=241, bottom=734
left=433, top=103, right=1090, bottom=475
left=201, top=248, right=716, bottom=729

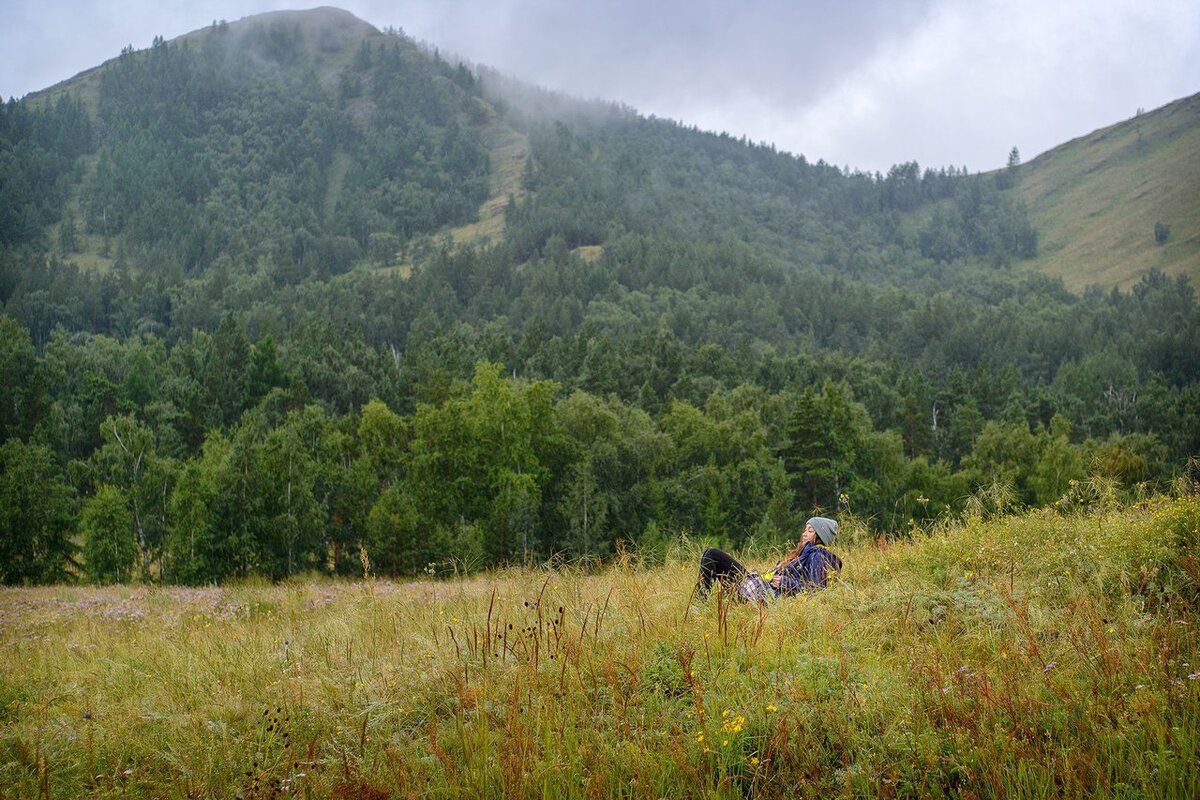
left=807, top=516, right=839, bottom=546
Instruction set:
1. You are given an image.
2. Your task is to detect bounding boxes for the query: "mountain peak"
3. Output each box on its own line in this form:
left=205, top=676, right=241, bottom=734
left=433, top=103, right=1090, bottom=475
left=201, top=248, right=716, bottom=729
left=28, top=7, right=385, bottom=108
left=172, top=6, right=384, bottom=67
left=202, top=6, right=380, bottom=40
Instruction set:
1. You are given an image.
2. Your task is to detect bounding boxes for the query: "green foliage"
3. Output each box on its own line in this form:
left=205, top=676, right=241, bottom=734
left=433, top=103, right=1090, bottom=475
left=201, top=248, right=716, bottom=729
left=404, top=362, right=560, bottom=564
left=0, top=311, right=1196, bottom=584
left=90, top=414, right=175, bottom=581
left=1155, top=221, right=1170, bottom=245
left=1, top=12, right=1198, bottom=583
left=781, top=387, right=834, bottom=510
left=69, top=27, right=486, bottom=277
left=253, top=416, right=325, bottom=579
left=0, top=438, right=75, bottom=583
left=0, top=315, right=43, bottom=438
left=1029, top=417, right=1086, bottom=505
left=167, top=433, right=239, bottom=583
left=366, top=485, right=422, bottom=574
left=81, top=484, right=137, bottom=583
left=0, top=95, right=93, bottom=248
left=357, top=398, right=407, bottom=481
left=1088, top=432, right=1170, bottom=487
left=242, top=334, right=287, bottom=411
left=643, top=640, right=690, bottom=698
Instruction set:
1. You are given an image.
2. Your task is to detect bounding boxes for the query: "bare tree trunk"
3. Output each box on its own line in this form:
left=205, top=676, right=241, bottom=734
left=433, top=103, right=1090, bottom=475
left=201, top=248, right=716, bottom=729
left=134, top=504, right=150, bottom=583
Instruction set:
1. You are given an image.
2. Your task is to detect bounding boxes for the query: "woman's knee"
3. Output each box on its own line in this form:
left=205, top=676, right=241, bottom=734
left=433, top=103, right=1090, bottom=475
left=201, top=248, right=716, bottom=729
left=699, top=548, right=723, bottom=573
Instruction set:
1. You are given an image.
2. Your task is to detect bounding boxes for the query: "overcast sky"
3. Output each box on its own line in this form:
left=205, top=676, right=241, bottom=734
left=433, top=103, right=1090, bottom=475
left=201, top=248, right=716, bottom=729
left=4, top=0, right=1198, bottom=173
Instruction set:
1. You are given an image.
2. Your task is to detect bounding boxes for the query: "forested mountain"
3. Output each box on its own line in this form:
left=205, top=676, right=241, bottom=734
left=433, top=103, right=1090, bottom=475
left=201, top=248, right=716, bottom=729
left=2, top=8, right=1198, bottom=584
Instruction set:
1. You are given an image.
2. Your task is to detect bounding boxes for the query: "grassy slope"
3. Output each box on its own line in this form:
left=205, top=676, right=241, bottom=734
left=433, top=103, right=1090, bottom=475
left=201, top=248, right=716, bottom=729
left=1020, top=92, right=1200, bottom=291
left=448, top=100, right=530, bottom=249
left=2, top=496, right=1198, bottom=798
left=370, top=99, right=530, bottom=279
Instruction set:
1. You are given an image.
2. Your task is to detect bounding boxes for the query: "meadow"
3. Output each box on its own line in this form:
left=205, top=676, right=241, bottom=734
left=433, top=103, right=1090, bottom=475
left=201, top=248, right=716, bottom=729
left=2, top=494, right=1198, bottom=799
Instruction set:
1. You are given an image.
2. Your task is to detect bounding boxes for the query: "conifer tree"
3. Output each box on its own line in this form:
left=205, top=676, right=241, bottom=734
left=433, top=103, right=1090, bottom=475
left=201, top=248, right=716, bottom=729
left=781, top=388, right=836, bottom=512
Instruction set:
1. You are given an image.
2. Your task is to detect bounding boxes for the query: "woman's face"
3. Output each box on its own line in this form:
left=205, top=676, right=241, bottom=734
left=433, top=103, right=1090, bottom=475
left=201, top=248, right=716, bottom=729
left=801, top=523, right=817, bottom=546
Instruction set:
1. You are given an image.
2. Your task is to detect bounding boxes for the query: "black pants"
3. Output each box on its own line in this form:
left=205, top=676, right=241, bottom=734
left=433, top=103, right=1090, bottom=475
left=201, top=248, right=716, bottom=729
left=697, top=547, right=748, bottom=596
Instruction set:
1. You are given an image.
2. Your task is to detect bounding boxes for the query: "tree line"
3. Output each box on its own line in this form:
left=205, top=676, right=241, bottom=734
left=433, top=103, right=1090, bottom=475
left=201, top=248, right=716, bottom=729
left=1, top=19, right=1197, bottom=584
left=0, top=305, right=1187, bottom=585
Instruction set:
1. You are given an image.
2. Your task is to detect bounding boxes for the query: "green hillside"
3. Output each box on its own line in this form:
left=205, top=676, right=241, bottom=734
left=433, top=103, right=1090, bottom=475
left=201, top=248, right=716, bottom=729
left=1020, top=92, right=1200, bottom=290
left=11, top=7, right=1050, bottom=284
left=20, top=8, right=493, bottom=277
left=13, top=8, right=1200, bottom=295
left=31, top=7, right=379, bottom=113
left=1, top=8, right=1199, bottom=588
left=23, top=8, right=532, bottom=278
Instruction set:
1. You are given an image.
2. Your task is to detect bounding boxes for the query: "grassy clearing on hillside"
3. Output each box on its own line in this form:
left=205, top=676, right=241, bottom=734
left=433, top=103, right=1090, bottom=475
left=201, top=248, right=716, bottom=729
left=1021, top=93, right=1200, bottom=290
left=2, top=497, right=1198, bottom=798
left=447, top=102, right=530, bottom=250
left=375, top=100, right=530, bottom=278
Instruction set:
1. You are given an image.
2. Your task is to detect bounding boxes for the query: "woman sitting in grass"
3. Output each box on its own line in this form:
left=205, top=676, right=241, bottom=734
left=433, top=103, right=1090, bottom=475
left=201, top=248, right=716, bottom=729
left=696, top=517, right=842, bottom=601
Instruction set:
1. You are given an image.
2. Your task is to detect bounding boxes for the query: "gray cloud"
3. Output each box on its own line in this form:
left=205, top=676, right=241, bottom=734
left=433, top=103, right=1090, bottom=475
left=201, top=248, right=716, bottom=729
left=373, top=0, right=941, bottom=144
left=3, top=0, right=1197, bottom=172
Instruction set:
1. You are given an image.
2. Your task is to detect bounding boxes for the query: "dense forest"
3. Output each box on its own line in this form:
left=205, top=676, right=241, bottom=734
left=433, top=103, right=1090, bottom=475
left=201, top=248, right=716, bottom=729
left=2, top=11, right=1197, bottom=584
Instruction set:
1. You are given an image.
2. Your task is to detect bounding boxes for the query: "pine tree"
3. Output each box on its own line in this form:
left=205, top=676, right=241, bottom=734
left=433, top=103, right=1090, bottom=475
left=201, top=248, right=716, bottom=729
left=781, top=388, right=836, bottom=512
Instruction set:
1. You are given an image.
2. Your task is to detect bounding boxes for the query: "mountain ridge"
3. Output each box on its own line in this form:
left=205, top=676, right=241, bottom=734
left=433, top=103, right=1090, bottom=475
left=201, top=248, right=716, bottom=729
left=21, top=6, right=1197, bottom=291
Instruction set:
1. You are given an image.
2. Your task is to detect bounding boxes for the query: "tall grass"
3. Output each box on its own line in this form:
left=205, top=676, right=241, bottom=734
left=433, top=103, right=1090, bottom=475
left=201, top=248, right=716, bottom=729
left=2, top=496, right=1198, bottom=798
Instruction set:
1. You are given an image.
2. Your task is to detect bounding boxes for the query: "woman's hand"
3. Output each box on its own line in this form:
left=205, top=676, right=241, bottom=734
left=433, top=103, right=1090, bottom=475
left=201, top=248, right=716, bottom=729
left=770, top=558, right=793, bottom=589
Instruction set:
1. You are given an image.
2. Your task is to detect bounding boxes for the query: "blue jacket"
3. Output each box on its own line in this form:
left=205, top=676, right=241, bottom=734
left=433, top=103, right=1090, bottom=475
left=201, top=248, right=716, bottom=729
left=773, top=543, right=842, bottom=595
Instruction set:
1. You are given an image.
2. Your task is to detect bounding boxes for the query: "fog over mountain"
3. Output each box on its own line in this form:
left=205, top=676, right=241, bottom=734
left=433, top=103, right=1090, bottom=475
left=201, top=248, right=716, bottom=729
left=4, top=1, right=1199, bottom=172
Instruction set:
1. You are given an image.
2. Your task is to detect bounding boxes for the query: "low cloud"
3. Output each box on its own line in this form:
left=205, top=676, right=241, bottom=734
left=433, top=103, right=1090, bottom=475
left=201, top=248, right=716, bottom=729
left=4, top=0, right=1197, bottom=172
